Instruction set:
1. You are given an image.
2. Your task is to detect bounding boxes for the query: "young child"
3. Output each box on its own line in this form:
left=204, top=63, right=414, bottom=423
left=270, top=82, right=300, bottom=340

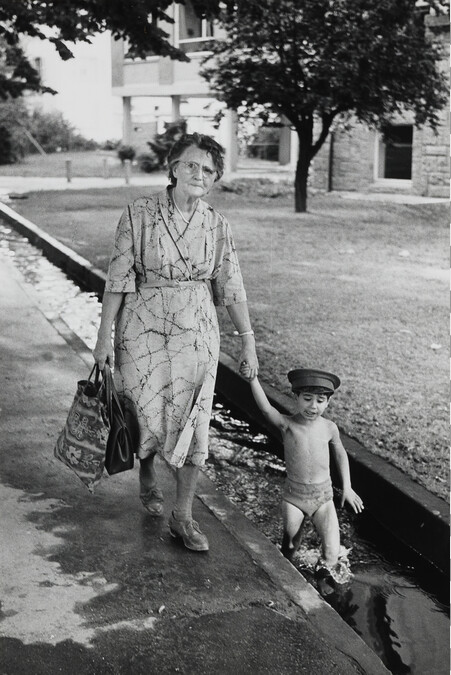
left=240, top=365, right=363, bottom=574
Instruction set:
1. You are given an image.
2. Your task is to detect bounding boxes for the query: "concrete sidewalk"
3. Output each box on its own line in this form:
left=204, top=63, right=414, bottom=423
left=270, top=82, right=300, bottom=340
left=0, top=251, right=389, bottom=673
left=0, top=174, right=165, bottom=200
left=0, top=161, right=294, bottom=201
left=0, top=169, right=447, bottom=205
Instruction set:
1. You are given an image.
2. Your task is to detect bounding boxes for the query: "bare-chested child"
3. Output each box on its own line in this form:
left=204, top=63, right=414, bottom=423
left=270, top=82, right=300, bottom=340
left=240, top=366, right=363, bottom=572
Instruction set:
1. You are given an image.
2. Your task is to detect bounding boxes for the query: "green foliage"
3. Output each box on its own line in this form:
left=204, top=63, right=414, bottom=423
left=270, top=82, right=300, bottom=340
left=102, top=139, right=120, bottom=151
left=117, top=145, right=136, bottom=163
left=28, top=108, right=97, bottom=153
left=204, top=0, right=447, bottom=130
left=0, top=1, right=223, bottom=99
left=202, top=0, right=448, bottom=210
left=137, top=150, right=160, bottom=173
left=0, top=41, right=57, bottom=100
left=0, top=99, right=33, bottom=163
left=0, top=99, right=97, bottom=162
left=147, top=119, right=188, bottom=167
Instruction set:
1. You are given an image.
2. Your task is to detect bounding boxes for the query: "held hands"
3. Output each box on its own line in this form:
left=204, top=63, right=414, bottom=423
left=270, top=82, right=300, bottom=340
left=238, top=345, right=258, bottom=381
left=341, top=487, right=364, bottom=514
left=240, top=361, right=251, bottom=379
left=239, top=360, right=254, bottom=380
left=93, top=335, right=114, bottom=371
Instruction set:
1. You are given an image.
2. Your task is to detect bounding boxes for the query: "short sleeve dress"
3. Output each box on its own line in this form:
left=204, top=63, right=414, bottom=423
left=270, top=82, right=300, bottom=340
left=104, top=188, right=247, bottom=468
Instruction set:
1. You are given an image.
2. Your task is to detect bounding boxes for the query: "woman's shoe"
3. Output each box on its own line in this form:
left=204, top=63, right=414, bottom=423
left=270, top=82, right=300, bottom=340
left=168, top=512, right=209, bottom=552
left=140, top=486, right=164, bottom=516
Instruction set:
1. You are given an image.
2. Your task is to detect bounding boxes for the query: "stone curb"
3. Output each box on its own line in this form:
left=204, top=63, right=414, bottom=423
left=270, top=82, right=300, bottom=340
left=0, top=201, right=106, bottom=295
left=1, top=200, right=448, bottom=575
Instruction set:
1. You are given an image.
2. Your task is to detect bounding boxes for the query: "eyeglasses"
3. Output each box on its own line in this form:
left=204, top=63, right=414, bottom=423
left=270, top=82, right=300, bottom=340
left=175, top=160, right=217, bottom=179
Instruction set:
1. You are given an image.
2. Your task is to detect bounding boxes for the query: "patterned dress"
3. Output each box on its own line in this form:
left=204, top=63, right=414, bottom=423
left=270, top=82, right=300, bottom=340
left=105, top=188, right=247, bottom=467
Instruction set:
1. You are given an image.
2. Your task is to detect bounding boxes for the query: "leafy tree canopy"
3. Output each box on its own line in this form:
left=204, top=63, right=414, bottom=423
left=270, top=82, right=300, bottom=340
left=201, top=0, right=448, bottom=210
left=0, top=0, right=222, bottom=98
left=204, top=0, right=447, bottom=132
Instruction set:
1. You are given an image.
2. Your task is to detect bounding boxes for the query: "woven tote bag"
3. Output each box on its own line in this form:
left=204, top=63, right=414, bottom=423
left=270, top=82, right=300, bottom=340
left=54, top=365, right=110, bottom=492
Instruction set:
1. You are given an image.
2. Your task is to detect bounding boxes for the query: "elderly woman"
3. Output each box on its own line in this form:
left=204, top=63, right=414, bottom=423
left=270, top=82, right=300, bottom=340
left=93, top=133, right=258, bottom=552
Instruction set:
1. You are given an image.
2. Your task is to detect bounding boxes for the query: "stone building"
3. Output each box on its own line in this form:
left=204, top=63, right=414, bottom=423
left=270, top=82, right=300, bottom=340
left=310, top=14, right=449, bottom=198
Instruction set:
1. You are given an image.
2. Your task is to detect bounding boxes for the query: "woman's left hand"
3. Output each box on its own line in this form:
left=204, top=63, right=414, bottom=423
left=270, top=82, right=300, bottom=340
left=238, top=341, right=259, bottom=380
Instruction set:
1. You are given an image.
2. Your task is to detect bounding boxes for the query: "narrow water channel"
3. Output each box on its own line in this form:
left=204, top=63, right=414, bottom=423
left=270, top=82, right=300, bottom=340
left=1, top=222, right=448, bottom=675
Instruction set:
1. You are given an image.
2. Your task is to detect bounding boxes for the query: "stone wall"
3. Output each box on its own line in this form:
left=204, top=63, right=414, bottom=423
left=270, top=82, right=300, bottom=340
left=411, top=15, right=449, bottom=198
left=311, top=123, right=375, bottom=193
left=411, top=116, right=450, bottom=197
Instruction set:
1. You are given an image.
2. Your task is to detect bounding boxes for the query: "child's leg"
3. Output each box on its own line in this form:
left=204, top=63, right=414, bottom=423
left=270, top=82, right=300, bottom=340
left=312, top=500, right=340, bottom=566
left=282, top=500, right=305, bottom=558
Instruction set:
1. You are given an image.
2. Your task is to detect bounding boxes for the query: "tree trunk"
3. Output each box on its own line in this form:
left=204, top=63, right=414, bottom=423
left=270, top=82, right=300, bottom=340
left=294, top=121, right=314, bottom=213
left=294, top=154, right=310, bottom=213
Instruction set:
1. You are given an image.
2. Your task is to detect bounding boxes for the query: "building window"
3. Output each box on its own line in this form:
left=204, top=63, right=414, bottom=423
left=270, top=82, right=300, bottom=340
left=33, top=57, right=42, bottom=77
left=178, top=0, right=214, bottom=53
left=378, top=124, right=413, bottom=180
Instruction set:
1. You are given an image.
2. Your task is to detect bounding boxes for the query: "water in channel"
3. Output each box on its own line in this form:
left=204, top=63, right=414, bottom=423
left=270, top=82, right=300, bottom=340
left=0, top=222, right=448, bottom=675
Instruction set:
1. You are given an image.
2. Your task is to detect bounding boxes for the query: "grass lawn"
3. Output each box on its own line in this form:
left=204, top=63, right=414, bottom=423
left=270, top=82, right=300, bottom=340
left=0, top=150, right=146, bottom=179
left=8, top=181, right=449, bottom=501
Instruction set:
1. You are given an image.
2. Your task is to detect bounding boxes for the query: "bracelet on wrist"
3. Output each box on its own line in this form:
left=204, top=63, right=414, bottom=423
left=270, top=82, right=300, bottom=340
left=234, top=329, right=255, bottom=337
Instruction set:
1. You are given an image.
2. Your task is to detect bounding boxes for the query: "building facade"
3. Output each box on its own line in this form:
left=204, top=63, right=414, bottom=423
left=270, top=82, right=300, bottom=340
left=111, top=2, right=238, bottom=171
left=24, top=32, right=122, bottom=142
left=112, top=7, right=449, bottom=194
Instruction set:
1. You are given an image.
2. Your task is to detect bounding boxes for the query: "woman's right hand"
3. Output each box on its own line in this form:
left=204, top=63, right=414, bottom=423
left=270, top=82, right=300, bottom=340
left=93, top=335, right=114, bottom=371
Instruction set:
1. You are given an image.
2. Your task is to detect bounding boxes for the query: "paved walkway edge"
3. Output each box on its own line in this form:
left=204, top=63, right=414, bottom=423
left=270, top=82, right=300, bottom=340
left=0, top=201, right=106, bottom=294
left=1, top=200, right=448, bottom=575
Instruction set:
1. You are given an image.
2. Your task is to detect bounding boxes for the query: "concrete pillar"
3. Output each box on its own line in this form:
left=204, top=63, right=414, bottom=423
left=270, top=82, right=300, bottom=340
left=222, top=109, right=239, bottom=175
left=290, top=130, right=299, bottom=171
left=122, top=96, right=132, bottom=145
left=374, top=131, right=385, bottom=180
left=278, top=118, right=291, bottom=165
left=172, top=95, right=181, bottom=121
left=124, top=159, right=132, bottom=184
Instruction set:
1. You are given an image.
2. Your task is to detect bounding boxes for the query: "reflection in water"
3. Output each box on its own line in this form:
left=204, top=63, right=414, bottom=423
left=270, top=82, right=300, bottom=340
left=318, top=565, right=449, bottom=675
left=0, top=225, right=101, bottom=349
left=0, top=222, right=449, bottom=675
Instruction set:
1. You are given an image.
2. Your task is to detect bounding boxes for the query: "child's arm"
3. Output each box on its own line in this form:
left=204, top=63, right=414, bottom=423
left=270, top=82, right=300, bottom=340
left=328, top=422, right=364, bottom=513
left=241, top=363, right=287, bottom=431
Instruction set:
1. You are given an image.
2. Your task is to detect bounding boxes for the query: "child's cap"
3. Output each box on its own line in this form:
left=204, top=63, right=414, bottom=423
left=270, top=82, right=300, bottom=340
left=287, top=368, right=341, bottom=394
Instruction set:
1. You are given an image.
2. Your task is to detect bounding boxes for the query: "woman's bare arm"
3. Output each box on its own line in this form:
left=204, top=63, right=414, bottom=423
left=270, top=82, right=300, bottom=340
left=93, top=291, right=124, bottom=369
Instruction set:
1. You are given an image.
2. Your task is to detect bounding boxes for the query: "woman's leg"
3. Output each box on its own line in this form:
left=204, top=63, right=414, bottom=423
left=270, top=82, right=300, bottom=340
left=169, top=464, right=208, bottom=551
left=139, top=453, right=163, bottom=516
left=139, top=453, right=158, bottom=489
left=174, top=464, right=200, bottom=520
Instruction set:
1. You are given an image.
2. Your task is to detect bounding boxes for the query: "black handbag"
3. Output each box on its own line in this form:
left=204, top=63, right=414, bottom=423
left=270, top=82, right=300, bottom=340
left=103, top=363, right=135, bottom=475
